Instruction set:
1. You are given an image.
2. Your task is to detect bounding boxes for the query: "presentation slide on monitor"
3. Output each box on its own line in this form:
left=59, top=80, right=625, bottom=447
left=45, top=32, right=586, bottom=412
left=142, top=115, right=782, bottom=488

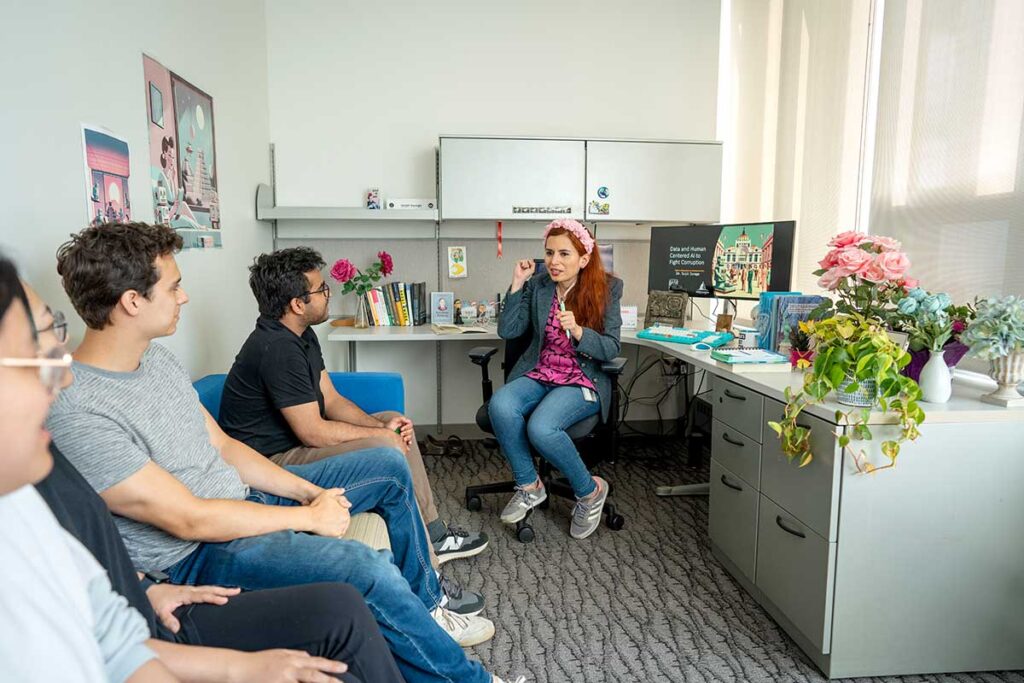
left=648, top=222, right=794, bottom=300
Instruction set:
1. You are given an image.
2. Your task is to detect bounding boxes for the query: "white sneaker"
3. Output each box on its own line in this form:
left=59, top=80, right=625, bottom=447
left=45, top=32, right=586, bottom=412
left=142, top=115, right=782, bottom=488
left=493, top=676, right=527, bottom=683
left=432, top=605, right=495, bottom=647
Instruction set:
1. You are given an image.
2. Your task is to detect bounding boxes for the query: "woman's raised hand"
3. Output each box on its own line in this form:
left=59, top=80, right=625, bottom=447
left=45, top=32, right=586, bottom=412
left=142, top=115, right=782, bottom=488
left=511, top=259, right=536, bottom=291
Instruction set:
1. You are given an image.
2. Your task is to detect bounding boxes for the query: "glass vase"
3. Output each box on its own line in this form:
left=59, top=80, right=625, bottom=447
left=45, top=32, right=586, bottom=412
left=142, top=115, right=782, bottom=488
left=354, top=294, right=369, bottom=329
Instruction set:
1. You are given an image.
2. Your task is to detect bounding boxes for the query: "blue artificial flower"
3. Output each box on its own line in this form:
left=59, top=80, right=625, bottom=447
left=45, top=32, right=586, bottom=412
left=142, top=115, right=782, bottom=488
left=921, top=295, right=943, bottom=314
left=897, top=297, right=919, bottom=315
left=908, top=287, right=928, bottom=301
left=935, top=293, right=952, bottom=310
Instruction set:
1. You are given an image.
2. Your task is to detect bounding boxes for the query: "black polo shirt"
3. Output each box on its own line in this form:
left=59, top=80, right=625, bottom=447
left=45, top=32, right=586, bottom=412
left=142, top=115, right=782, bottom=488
left=220, top=315, right=326, bottom=456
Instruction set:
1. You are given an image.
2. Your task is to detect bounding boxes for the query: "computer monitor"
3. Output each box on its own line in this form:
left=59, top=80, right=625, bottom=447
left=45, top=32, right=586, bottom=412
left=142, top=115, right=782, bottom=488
left=647, top=221, right=795, bottom=300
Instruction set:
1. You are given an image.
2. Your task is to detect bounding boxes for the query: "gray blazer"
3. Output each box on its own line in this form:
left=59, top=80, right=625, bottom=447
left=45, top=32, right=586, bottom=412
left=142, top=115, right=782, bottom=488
left=498, top=273, right=624, bottom=423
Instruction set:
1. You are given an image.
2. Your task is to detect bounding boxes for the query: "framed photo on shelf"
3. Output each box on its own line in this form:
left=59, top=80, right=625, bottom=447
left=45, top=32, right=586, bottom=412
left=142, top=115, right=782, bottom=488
left=431, top=291, right=454, bottom=324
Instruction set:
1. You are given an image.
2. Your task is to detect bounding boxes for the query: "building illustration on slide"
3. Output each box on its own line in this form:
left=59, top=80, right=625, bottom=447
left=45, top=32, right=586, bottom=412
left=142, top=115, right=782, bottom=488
left=712, top=225, right=774, bottom=296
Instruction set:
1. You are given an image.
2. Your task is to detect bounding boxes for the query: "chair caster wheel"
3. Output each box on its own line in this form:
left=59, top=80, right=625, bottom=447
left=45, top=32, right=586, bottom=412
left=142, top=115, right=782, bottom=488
left=516, top=521, right=535, bottom=543
left=606, top=513, right=625, bottom=531
left=466, top=495, right=482, bottom=512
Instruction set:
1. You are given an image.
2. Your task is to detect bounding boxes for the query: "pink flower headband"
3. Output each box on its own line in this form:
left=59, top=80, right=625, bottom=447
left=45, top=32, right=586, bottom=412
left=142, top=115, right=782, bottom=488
left=543, top=219, right=595, bottom=254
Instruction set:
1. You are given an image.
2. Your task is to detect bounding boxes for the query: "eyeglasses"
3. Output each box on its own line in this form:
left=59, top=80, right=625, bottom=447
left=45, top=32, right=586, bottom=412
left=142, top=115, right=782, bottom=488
left=0, top=346, right=73, bottom=396
left=303, top=282, right=331, bottom=300
left=36, top=309, right=68, bottom=344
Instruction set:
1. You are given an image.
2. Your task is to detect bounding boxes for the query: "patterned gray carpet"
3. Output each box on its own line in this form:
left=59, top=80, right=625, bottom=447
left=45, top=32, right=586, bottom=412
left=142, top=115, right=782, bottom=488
left=425, top=437, right=1022, bottom=683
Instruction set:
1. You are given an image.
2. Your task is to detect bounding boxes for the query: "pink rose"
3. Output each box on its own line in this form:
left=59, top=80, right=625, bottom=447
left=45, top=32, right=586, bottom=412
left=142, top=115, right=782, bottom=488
left=818, top=268, right=845, bottom=290
left=330, top=258, right=356, bottom=283
left=833, top=246, right=873, bottom=276
left=902, top=277, right=919, bottom=290
left=858, top=258, right=888, bottom=283
left=828, top=230, right=867, bottom=249
left=818, top=249, right=842, bottom=270
left=876, top=251, right=910, bottom=281
left=868, top=235, right=902, bottom=252
left=377, top=250, right=394, bottom=277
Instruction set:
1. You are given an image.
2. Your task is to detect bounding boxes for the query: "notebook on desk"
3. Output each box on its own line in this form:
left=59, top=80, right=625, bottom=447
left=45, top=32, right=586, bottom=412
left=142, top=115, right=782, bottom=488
left=431, top=323, right=489, bottom=335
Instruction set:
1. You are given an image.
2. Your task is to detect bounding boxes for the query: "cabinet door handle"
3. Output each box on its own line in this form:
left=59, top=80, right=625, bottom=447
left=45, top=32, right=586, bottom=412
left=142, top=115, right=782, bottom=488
left=722, top=433, right=745, bottom=447
left=723, top=389, right=747, bottom=401
left=776, top=515, right=806, bottom=539
left=720, top=474, right=743, bottom=492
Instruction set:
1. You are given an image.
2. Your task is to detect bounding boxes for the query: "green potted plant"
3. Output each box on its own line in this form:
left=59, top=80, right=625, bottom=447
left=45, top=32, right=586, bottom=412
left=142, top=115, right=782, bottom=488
left=961, top=295, right=1024, bottom=406
left=768, top=312, right=926, bottom=473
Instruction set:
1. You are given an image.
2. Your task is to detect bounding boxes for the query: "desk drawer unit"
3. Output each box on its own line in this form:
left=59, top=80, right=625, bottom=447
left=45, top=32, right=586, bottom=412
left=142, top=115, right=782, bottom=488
left=756, top=495, right=837, bottom=654
left=761, top=399, right=841, bottom=541
left=711, top=378, right=764, bottom=443
left=711, top=418, right=761, bottom=487
left=709, top=459, right=759, bottom=582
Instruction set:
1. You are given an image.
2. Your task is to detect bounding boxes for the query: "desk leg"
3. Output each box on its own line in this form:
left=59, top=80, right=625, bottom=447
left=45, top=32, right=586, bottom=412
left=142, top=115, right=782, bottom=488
left=348, top=341, right=357, bottom=372
left=655, top=360, right=709, bottom=498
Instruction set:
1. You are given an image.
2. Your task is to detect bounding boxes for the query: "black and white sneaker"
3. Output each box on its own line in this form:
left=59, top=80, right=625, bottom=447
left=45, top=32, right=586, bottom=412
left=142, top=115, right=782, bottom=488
left=433, top=524, right=489, bottom=565
left=438, top=572, right=486, bottom=616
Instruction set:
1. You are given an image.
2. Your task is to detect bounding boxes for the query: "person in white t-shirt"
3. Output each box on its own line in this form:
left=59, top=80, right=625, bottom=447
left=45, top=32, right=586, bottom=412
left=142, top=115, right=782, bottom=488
left=0, top=256, right=176, bottom=683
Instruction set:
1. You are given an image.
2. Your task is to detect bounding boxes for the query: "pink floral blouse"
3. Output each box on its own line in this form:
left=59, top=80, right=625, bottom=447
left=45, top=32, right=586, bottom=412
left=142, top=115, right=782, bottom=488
left=525, top=293, right=597, bottom=391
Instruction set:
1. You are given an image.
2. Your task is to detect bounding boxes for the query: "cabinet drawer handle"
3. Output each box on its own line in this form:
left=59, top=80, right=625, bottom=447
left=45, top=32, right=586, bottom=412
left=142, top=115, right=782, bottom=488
left=776, top=515, right=806, bottom=539
left=723, top=389, right=747, bottom=401
left=720, top=474, right=743, bottom=492
left=722, top=433, right=745, bottom=447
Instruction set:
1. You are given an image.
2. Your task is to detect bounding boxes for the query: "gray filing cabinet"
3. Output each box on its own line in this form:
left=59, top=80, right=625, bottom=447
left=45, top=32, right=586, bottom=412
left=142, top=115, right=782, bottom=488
left=706, top=375, right=1024, bottom=678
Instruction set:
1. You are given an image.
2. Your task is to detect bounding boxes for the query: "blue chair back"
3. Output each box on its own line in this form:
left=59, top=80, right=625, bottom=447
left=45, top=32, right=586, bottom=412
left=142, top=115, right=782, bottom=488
left=193, top=372, right=405, bottom=421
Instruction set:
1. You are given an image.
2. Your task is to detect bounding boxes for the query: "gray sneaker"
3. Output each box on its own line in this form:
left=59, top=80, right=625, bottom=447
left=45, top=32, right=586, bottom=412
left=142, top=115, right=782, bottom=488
left=500, top=483, right=547, bottom=524
left=570, top=477, right=608, bottom=540
left=439, top=572, right=485, bottom=616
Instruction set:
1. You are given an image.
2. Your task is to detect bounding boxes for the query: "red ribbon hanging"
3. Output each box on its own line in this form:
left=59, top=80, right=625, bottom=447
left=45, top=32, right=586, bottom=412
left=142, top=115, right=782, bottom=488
left=496, top=220, right=503, bottom=258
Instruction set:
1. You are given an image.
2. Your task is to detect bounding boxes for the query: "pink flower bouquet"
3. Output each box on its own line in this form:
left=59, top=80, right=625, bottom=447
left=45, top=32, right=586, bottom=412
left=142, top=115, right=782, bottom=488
left=331, top=250, right=394, bottom=296
left=812, top=231, right=916, bottom=322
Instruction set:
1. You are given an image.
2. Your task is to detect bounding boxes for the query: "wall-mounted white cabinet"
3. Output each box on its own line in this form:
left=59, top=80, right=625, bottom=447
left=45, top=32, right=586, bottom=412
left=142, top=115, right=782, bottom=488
left=439, top=137, right=585, bottom=220
left=584, top=140, right=721, bottom=223
left=439, top=135, right=721, bottom=224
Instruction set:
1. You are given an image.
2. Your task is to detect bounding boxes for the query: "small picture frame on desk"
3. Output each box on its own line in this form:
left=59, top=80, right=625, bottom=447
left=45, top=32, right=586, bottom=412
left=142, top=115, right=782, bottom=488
left=645, top=290, right=689, bottom=328
left=431, top=291, right=454, bottom=324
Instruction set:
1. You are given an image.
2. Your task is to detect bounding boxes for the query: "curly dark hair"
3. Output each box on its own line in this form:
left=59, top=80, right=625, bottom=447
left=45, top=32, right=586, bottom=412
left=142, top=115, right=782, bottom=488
left=56, top=222, right=183, bottom=330
left=249, top=247, right=327, bottom=319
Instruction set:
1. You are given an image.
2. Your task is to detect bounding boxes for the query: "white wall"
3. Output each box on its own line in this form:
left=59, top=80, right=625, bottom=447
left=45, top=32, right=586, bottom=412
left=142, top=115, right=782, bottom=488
left=264, top=0, right=721, bottom=426
left=0, top=0, right=272, bottom=378
left=265, top=0, right=721, bottom=206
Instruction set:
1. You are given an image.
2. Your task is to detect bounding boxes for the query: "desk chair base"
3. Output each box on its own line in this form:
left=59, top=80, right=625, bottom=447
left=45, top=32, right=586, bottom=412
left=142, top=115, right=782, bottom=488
left=465, top=468, right=625, bottom=544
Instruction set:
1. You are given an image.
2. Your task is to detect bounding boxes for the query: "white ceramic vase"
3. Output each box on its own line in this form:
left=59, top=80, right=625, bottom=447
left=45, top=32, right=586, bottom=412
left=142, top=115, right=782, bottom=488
left=981, top=351, right=1024, bottom=407
left=919, top=349, right=952, bottom=403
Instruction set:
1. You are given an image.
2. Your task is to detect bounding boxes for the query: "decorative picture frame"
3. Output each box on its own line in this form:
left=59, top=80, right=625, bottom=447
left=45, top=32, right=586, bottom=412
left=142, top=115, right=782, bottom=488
left=645, top=290, right=689, bottom=328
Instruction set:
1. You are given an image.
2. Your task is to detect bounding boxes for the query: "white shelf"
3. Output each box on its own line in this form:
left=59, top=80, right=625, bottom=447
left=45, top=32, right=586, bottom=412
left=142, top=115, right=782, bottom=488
left=255, top=184, right=437, bottom=222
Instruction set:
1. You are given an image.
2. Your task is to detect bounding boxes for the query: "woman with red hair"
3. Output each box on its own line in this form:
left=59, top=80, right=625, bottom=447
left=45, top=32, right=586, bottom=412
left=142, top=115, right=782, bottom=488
left=489, top=220, right=623, bottom=540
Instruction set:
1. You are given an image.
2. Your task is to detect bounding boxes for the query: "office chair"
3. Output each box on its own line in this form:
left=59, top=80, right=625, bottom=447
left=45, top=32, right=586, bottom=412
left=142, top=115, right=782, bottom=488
left=463, top=327, right=628, bottom=543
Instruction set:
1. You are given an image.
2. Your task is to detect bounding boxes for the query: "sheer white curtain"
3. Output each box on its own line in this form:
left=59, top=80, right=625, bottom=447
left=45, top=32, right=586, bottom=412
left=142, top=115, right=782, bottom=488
left=719, top=0, right=871, bottom=294
left=867, top=0, right=1024, bottom=305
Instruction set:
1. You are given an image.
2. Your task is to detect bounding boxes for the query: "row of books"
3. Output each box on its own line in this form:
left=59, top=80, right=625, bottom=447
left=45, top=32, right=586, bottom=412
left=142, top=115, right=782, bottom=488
left=755, top=291, right=824, bottom=352
left=362, top=282, right=429, bottom=326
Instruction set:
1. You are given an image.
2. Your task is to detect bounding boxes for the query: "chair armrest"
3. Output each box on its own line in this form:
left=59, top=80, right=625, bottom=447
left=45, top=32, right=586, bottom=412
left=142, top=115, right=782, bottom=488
left=469, top=346, right=499, bottom=366
left=329, top=372, right=405, bottom=415
left=601, top=357, right=628, bottom=376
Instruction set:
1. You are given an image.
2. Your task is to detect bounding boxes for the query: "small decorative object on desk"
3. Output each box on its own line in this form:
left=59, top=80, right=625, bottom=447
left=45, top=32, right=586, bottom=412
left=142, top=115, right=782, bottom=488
left=452, top=298, right=464, bottom=325
left=961, top=295, right=1024, bottom=407
left=645, top=290, right=688, bottom=327
left=431, top=291, right=454, bottom=325
left=331, top=251, right=394, bottom=329
left=366, top=188, right=381, bottom=209
left=620, top=305, right=638, bottom=330
left=787, top=323, right=814, bottom=370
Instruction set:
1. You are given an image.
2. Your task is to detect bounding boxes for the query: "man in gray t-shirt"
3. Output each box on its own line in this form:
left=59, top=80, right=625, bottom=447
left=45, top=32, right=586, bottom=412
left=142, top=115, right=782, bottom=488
left=47, top=222, right=499, bottom=682
left=48, top=343, right=248, bottom=571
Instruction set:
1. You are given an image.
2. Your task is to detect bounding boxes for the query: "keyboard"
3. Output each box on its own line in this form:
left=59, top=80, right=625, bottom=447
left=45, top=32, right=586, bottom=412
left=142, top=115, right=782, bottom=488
left=636, top=326, right=734, bottom=348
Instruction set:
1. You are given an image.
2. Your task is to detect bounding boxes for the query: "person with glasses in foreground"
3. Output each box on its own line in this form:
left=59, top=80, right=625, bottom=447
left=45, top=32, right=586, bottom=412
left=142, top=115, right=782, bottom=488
left=0, top=255, right=175, bottom=681
left=21, top=279, right=404, bottom=682
left=44, top=223, right=522, bottom=683
left=218, top=247, right=489, bottom=615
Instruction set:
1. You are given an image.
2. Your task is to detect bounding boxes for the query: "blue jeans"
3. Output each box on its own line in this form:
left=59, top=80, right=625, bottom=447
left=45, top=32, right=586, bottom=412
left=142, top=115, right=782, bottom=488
left=488, top=376, right=600, bottom=497
left=165, top=448, right=488, bottom=683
